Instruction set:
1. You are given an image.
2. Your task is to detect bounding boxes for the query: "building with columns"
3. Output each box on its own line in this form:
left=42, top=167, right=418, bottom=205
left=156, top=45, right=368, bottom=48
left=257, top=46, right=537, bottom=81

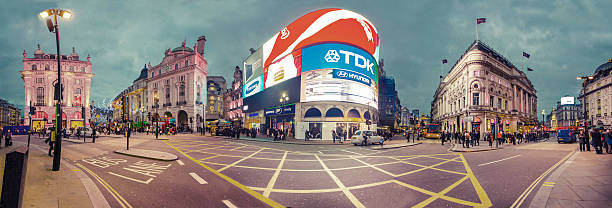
left=578, top=59, right=612, bottom=129
left=431, top=40, right=538, bottom=139
left=146, top=36, right=208, bottom=131
left=21, top=44, right=93, bottom=130
left=112, top=64, right=149, bottom=126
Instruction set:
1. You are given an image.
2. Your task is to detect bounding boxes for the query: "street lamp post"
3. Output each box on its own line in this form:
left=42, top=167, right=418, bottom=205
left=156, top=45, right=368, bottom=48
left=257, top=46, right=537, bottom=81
left=40, top=8, right=72, bottom=171
left=576, top=75, right=593, bottom=151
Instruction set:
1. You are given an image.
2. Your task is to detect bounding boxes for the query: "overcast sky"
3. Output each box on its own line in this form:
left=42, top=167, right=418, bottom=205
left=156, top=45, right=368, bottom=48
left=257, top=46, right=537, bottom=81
left=1, top=0, right=611, bottom=118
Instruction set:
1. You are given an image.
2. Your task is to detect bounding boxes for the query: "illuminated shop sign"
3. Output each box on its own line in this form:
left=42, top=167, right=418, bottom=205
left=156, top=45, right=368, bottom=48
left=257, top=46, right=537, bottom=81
left=243, top=75, right=263, bottom=98
left=302, top=43, right=378, bottom=85
left=265, top=104, right=295, bottom=116
left=332, top=69, right=371, bottom=86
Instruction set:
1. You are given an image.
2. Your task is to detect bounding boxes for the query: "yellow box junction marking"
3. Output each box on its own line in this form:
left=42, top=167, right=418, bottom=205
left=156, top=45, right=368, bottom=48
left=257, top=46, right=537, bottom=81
left=166, top=138, right=494, bottom=207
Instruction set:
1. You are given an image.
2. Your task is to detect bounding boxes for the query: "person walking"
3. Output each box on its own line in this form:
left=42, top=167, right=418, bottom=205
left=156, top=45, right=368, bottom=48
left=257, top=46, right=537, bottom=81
left=331, top=130, right=336, bottom=143
left=45, top=128, right=56, bottom=156
left=605, top=129, right=612, bottom=154
left=591, top=128, right=603, bottom=154
left=441, top=131, right=446, bottom=145
left=5, top=129, right=12, bottom=147
left=578, top=130, right=586, bottom=152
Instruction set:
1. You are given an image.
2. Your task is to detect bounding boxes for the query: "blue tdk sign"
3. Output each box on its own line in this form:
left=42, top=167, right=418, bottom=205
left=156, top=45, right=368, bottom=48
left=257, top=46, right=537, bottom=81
left=302, top=43, right=378, bottom=85
left=332, top=69, right=371, bottom=86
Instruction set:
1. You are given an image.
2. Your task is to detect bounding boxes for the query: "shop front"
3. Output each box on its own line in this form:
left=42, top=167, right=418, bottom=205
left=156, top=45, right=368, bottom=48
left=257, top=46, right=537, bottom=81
left=265, top=104, right=295, bottom=138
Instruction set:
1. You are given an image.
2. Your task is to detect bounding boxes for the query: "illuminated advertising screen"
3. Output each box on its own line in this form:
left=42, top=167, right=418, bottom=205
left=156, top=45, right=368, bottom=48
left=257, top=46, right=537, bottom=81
left=243, top=48, right=263, bottom=84
left=243, top=75, right=263, bottom=98
left=301, top=43, right=378, bottom=85
left=243, top=77, right=301, bottom=113
left=561, top=97, right=574, bottom=105
left=263, top=50, right=301, bottom=89
left=300, top=69, right=378, bottom=109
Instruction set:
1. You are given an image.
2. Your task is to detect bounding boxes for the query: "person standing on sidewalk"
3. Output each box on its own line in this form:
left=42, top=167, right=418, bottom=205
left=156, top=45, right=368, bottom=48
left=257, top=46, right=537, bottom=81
left=45, top=128, right=56, bottom=156
left=591, top=128, right=603, bottom=154
left=578, top=130, right=586, bottom=152
left=331, top=130, right=336, bottom=143
left=603, top=129, right=611, bottom=154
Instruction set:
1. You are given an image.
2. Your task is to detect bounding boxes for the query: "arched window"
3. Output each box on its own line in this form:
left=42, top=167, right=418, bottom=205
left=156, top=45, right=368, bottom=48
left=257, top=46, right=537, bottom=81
left=75, top=88, right=81, bottom=95
left=31, top=65, right=37, bottom=70
left=185, top=60, right=189, bottom=66
left=304, top=108, right=322, bottom=117
left=165, top=87, right=170, bottom=104
left=347, top=109, right=360, bottom=118
left=69, top=66, right=74, bottom=72
left=36, top=87, right=45, bottom=106
left=364, top=111, right=371, bottom=120
left=81, top=67, right=85, bottom=72
left=325, top=108, right=343, bottom=117
left=45, top=65, right=50, bottom=70
left=175, top=63, right=179, bottom=70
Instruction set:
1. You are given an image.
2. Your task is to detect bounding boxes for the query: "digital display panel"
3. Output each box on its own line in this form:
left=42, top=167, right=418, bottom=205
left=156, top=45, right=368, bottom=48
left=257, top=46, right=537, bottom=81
left=243, top=77, right=301, bottom=113
left=300, top=69, right=377, bottom=109
left=263, top=50, right=301, bottom=89
left=561, top=97, right=574, bottom=105
left=243, top=48, right=263, bottom=84
left=243, top=75, right=263, bottom=98
left=301, top=43, right=378, bottom=85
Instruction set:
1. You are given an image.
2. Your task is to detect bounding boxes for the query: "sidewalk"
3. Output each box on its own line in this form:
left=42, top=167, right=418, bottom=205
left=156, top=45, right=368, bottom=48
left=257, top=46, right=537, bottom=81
left=529, top=151, right=612, bottom=208
left=0, top=142, right=99, bottom=208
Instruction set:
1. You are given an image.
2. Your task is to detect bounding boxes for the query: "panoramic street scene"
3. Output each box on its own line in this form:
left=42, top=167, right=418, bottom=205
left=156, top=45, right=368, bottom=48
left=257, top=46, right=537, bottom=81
left=1, top=1, right=611, bottom=208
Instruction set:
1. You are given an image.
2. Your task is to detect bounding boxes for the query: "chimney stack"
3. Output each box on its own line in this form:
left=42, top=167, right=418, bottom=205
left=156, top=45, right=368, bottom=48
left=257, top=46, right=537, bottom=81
left=249, top=48, right=256, bottom=54
left=197, top=36, right=206, bottom=56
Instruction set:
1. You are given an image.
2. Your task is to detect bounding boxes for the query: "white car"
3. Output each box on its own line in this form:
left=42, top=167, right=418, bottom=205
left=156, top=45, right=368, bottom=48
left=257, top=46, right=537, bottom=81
left=351, top=130, right=383, bottom=146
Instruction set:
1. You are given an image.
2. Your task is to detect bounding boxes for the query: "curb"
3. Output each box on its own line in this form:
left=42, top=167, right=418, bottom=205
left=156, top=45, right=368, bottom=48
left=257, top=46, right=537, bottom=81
left=528, top=150, right=579, bottom=208
left=221, top=136, right=349, bottom=145
left=63, top=138, right=85, bottom=144
left=114, top=149, right=178, bottom=161
left=369, top=142, right=422, bottom=150
left=449, top=143, right=503, bottom=152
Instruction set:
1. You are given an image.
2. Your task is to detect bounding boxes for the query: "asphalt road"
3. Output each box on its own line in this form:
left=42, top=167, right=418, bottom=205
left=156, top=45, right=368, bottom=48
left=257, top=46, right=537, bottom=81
left=8, top=134, right=576, bottom=207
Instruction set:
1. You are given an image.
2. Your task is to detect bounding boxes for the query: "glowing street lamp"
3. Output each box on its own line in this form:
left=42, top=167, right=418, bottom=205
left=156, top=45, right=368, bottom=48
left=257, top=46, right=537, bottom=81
left=39, top=8, right=72, bottom=171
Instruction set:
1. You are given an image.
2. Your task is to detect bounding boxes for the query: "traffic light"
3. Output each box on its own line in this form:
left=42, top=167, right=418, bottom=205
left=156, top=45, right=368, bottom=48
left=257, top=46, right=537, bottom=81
left=53, top=83, right=64, bottom=100
left=81, top=106, right=85, bottom=119
left=30, top=106, right=36, bottom=115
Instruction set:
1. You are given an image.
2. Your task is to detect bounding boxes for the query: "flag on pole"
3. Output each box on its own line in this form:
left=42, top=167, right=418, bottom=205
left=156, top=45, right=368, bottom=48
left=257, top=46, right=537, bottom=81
left=442, top=59, right=447, bottom=64
left=523, top=52, right=530, bottom=59
left=477, top=18, right=486, bottom=24
left=527, top=67, right=533, bottom=71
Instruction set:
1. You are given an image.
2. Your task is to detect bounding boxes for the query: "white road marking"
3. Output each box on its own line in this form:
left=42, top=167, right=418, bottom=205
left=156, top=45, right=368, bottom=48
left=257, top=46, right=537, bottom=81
left=177, top=160, right=185, bottom=166
left=478, top=155, right=521, bottom=166
left=222, top=200, right=238, bottom=208
left=107, top=172, right=153, bottom=184
left=189, top=172, right=208, bottom=184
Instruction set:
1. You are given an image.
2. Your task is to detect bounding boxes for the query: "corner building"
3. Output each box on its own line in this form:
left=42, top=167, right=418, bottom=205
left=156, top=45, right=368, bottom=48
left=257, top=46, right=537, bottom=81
left=579, top=59, right=612, bottom=128
left=21, top=45, right=93, bottom=130
left=146, top=37, right=208, bottom=131
left=242, top=8, right=381, bottom=140
left=432, top=40, right=538, bottom=139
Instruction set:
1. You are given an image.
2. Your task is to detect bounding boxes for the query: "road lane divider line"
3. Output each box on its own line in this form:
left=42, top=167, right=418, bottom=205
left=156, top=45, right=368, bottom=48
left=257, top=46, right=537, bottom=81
left=341, top=149, right=364, bottom=156
left=163, top=141, right=285, bottom=208
left=264, top=151, right=288, bottom=197
left=77, top=163, right=133, bottom=208
left=352, top=157, right=396, bottom=177
left=222, top=200, right=238, bottom=208
left=510, top=150, right=574, bottom=208
left=108, top=172, right=153, bottom=184
left=394, top=180, right=482, bottom=207
left=315, top=154, right=365, bottom=208
left=189, top=172, right=208, bottom=184
left=477, top=154, right=522, bottom=166
left=218, top=148, right=264, bottom=172
left=460, top=153, right=493, bottom=207
left=177, top=160, right=185, bottom=165
left=395, top=157, right=462, bottom=177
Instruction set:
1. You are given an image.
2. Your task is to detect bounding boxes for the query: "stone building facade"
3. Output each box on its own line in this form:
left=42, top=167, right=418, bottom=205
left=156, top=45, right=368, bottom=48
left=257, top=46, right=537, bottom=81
left=579, top=59, right=612, bottom=128
left=21, top=45, right=93, bottom=129
left=112, top=64, right=149, bottom=125
left=0, top=99, right=21, bottom=128
left=206, top=76, right=226, bottom=121
left=146, top=36, right=208, bottom=131
left=224, top=66, right=243, bottom=126
left=431, top=40, right=538, bottom=139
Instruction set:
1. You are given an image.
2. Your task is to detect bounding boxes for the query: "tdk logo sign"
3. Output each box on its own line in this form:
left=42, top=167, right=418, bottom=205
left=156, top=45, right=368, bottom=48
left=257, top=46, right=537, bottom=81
left=324, top=50, right=340, bottom=62
left=333, top=69, right=371, bottom=86
left=302, top=43, right=378, bottom=85
left=325, top=50, right=374, bottom=73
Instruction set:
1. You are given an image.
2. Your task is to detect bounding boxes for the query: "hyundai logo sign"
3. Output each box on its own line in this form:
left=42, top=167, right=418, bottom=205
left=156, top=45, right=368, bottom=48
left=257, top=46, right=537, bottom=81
left=333, top=69, right=371, bottom=86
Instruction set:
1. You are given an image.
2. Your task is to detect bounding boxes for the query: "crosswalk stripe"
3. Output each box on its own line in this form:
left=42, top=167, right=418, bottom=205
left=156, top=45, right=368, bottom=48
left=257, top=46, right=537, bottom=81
left=222, top=200, right=238, bottom=208
left=189, top=172, right=208, bottom=184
